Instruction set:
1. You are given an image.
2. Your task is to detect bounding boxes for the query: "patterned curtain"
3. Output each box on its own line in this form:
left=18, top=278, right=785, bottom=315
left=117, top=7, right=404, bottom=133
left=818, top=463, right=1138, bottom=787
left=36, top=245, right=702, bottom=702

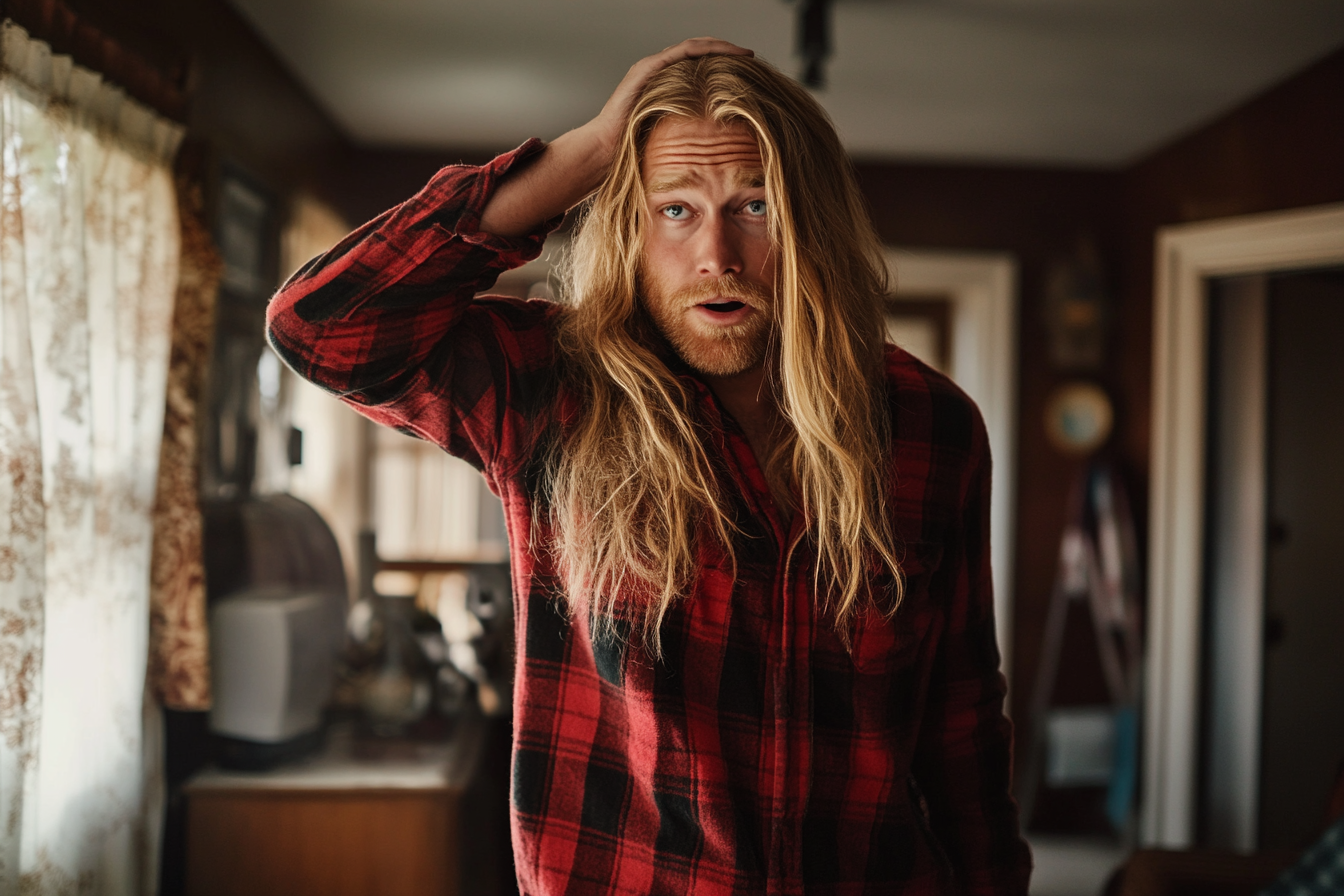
left=147, top=176, right=219, bottom=712
left=0, top=21, right=183, bottom=894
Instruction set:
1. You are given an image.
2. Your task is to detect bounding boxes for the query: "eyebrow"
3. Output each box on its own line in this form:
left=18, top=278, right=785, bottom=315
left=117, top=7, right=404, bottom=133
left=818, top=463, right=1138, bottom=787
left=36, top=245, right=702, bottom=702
left=646, top=168, right=767, bottom=194
left=735, top=168, right=766, bottom=189
left=647, top=173, right=694, bottom=194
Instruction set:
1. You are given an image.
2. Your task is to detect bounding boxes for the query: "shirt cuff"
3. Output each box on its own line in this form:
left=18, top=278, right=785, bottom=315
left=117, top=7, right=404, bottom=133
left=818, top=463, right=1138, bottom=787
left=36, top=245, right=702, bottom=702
left=440, top=137, right=564, bottom=257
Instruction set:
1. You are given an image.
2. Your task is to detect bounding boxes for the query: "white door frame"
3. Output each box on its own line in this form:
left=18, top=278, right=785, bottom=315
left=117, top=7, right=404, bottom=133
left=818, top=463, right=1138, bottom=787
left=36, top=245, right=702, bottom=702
left=1144, top=202, right=1344, bottom=848
left=884, top=249, right=1018, bottom=680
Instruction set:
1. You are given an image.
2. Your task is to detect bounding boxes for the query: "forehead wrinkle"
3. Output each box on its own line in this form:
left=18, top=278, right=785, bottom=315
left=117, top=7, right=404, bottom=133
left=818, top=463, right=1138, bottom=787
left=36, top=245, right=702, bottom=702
left=643, top=120, right=765, bottom=192
left=645, top=163, right=766, bottom=194
left=644, top=149, right=765, bottom=188
left=651, top=134, right=760, bottom=150
left=648, top=150, right=762, bottom=168
left=644, top=132, right=760, bottom=159
left=645, top=143, right=763, bottom=163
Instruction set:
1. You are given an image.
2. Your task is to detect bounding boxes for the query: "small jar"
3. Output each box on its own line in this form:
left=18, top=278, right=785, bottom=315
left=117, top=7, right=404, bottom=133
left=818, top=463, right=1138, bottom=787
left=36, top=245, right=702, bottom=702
left=359, top=594, right=432, bottom=736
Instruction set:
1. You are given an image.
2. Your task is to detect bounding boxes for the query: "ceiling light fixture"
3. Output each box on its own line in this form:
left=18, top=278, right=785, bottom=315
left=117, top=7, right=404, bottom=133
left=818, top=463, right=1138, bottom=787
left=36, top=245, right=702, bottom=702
left=795, top=0, right=833, bottom=89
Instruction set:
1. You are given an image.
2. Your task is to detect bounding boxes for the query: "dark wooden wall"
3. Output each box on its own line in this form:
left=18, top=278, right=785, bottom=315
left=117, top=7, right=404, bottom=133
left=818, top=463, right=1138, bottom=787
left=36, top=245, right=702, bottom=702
left=859, top=44, right=1344, bottom=743
left=36, top=0, right=497, bottom=229
left=50, top=0, right=343, bottom=208
left=852, top=163, right=1125, bottom=735
left=1115, top=45, right=1344, bottom=486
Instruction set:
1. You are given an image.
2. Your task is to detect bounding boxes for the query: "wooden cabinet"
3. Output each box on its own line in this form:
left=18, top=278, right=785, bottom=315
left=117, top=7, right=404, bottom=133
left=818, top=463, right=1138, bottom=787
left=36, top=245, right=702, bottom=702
left=185, top=717, right=498, bottom=896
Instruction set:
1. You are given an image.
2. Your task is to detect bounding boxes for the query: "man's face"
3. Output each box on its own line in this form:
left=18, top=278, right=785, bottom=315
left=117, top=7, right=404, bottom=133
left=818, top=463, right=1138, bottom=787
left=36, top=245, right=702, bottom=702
left=639, top=116, right=777, bottom=377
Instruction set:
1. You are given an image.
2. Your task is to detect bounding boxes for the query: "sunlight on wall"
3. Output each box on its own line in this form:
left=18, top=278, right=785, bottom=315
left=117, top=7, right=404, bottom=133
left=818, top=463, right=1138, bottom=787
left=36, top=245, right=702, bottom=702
left=281, top=196, right=366, bottom=596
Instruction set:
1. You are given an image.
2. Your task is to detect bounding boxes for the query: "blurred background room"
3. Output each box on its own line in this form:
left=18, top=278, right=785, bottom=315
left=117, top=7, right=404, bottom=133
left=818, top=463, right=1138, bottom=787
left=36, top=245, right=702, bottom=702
left=1, top=1, right=1342, bottom=894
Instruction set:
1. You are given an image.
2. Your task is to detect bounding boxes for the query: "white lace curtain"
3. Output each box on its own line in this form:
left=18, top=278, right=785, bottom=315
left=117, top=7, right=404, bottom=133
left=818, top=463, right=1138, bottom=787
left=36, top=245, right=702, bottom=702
left=0, top=21, right=182, bottom=894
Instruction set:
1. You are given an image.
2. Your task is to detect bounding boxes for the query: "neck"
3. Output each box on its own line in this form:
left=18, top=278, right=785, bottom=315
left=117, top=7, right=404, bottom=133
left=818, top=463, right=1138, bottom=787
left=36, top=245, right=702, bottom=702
left=701, top=365, right=771, bottom=427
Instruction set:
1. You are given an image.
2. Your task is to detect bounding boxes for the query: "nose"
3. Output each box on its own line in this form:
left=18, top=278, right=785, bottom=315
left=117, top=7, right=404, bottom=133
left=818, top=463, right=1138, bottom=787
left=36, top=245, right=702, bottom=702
left=694, top=212, right=743, bottom=278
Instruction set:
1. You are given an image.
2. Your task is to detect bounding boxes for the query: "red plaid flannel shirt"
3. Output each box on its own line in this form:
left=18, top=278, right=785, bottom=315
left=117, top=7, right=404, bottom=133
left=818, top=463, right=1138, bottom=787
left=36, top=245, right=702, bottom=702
left=267, top=140, right=1031, bottom=895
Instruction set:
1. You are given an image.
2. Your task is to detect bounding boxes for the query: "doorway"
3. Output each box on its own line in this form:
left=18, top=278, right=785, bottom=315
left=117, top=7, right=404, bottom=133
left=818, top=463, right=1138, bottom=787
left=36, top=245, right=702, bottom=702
left=1202, top=267, right=1344, bottom=851
left=882, top=248, right=1019, bottom=675
left=1259, top=268, right=1344, bottom=849
left=1144, top=202, right=1344, bottom=848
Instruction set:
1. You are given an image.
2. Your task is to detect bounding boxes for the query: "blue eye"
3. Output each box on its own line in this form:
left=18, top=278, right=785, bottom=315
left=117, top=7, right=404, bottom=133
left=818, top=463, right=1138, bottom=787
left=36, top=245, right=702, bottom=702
left=745, top=199, right=767, bottom=217
left=661, top=204, right=687, bottom=220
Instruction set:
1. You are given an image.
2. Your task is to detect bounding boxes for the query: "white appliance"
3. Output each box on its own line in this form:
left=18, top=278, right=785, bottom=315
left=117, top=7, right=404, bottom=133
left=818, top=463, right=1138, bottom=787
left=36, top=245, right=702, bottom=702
left=210, top=587, right=340, bottom=745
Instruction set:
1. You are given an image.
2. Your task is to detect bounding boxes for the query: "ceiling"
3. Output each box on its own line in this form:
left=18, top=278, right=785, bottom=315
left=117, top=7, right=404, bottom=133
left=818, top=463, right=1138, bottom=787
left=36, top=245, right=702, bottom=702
left=228, top=0, right=1344, bottom=168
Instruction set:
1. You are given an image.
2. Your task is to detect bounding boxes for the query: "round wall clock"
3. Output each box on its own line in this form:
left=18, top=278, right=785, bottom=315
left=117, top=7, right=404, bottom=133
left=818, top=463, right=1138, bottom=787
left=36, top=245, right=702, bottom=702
left=1044, top=381, right=1114, bottom=456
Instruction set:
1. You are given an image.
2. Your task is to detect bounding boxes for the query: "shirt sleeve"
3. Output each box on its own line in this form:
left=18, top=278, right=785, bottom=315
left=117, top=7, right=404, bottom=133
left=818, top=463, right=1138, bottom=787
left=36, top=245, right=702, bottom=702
left=265, top=138, right=563, bottom=476
left=911, top=410, right=1033, bottom=894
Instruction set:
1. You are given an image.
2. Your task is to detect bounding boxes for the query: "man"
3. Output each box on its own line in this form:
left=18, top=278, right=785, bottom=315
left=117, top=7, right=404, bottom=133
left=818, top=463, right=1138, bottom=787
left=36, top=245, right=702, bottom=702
left=268, top=38, right=1031, bottom=895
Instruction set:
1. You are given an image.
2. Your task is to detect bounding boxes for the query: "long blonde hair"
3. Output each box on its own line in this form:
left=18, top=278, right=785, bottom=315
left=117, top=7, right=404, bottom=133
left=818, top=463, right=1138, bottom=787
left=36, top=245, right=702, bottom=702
left=547, top=55, right=902, bottom=654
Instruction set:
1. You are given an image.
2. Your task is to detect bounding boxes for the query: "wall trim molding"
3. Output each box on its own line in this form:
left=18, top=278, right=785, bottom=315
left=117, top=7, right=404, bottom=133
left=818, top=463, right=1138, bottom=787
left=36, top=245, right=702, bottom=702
left=1144, top=202, right=1344, bottom=847
left=884, top=248, right=1018, bottom=680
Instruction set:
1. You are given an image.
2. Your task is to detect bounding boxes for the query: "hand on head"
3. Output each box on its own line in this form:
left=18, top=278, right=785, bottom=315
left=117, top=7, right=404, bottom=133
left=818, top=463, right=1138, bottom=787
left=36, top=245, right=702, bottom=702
left=589, top=38, right=754, bottom=154
left=478, top=38, right=753, bottom=238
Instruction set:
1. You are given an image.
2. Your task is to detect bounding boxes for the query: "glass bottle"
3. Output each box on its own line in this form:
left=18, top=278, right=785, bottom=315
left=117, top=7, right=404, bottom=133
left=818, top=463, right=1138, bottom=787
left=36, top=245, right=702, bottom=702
left=359, top=594, right=432, bottom=736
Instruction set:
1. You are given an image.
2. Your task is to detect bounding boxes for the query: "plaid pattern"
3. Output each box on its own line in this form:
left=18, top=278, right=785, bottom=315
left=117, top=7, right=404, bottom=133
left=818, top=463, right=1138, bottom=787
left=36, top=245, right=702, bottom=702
left=1260, top=817, right=1344, bottom=896
left=267, top=141, right=1031, bottom=895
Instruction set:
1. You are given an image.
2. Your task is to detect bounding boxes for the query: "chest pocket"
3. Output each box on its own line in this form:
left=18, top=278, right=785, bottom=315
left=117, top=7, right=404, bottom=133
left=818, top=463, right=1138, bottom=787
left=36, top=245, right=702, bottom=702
left=851, top=541, right=943, bottom=674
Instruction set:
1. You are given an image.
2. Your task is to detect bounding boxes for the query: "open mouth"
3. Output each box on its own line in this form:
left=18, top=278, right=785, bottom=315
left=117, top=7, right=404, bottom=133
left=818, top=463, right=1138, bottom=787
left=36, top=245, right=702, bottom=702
left=700, top=300, right=747, bottom=314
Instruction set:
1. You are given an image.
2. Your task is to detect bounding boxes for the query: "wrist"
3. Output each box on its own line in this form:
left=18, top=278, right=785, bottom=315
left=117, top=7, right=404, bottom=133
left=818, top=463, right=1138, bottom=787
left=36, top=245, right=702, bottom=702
left=559, top=120, right=620, bottom=191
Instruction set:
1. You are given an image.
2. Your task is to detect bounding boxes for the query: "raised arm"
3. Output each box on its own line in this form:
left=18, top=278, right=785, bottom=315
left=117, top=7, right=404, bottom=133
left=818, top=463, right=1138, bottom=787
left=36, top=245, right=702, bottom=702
left=266, top=38, right=753, bottom=474
left=265, top=141, right=563, bottom=474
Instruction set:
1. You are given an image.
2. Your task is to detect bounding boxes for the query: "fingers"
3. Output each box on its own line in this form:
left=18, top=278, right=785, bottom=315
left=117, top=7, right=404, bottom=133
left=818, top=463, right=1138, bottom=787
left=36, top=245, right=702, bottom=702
left=658, top=37, right=754, bottom=63
left=586, top=37, right=757, bottom=161
left=638, top=38, right=752, bottom=77
left=618, top=37, right=752, bottom=91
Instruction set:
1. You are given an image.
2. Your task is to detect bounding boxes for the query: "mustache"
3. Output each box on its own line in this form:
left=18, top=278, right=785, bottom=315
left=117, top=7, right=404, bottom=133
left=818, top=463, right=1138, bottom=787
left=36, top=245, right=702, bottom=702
left=668, top=274, right=774, bottom=308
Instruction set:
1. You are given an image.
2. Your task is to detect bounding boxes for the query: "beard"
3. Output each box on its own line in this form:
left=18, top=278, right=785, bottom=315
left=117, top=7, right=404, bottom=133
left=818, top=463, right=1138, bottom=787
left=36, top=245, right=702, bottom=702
left=641, top=270, right=775, bottom=377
